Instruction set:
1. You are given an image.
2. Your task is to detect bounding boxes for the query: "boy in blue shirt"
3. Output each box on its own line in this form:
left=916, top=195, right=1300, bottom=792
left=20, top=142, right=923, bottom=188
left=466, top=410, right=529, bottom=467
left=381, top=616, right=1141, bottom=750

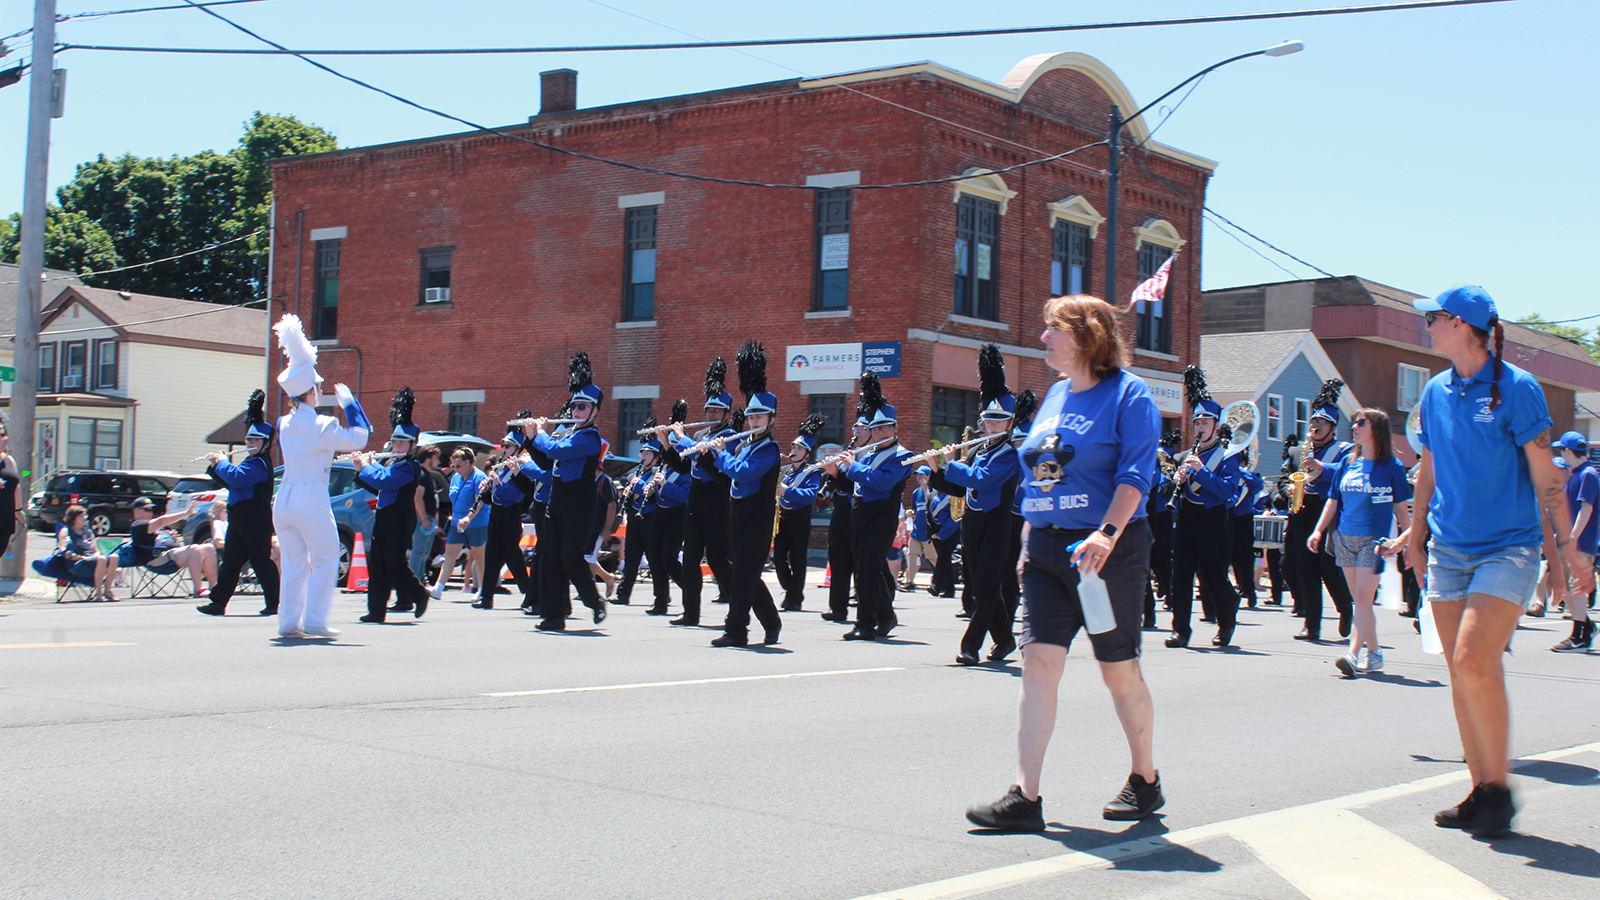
left=1552, top=431, right=1596, bottom=652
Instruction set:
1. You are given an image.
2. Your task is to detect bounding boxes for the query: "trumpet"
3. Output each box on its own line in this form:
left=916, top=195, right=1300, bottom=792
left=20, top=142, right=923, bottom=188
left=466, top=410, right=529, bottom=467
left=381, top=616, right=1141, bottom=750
left=680, top=427, right=763, bottom=456
left=796, top=436, right=896, bottom=478
left=334, top=451, right=405, bottom=463
left=638, top=419, right=720, bottom=436
left=507, top=417, right=584, bottom=427
left=190, top=448, right=252, bottom=463
left=906, top=431, right=1006, bottom=464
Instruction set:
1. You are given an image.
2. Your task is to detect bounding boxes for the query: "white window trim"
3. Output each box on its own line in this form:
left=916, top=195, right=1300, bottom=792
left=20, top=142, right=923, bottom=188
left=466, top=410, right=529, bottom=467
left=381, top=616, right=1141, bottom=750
left=951, top=168, right=1016, bottom=216
left=1133, top=218, right=1186, bottom=252
left=441, top=389, right=485, bottom=405
left=1133, top=347, right=1178, bottom=361
left=611, top=385, right=660, bottom=400
left=1294, top=398, right=1311, bottom=439
left=1046, top=195, right=1104, bottom=239
left=804, top=309, right=851, bottom=319
left=616, top=319, right=658, bottom=330
left=310, top=226, right=347, bottom=241
left=1266, top=393, right=1284, bottom=442
left=806, top=171, right=860, bottom=188
left=947, top=314, right=1009, bottom=332
left=617, top=192, right=664, bottom=209
left=1397, top=362, right=1430, bottom=411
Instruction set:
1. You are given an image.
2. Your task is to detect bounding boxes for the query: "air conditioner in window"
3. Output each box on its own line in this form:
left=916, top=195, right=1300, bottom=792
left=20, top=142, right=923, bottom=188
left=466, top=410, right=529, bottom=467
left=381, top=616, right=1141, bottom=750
left=61, top=374, right=83, bottom=389
left=424, top=287, right=451, bottom=303
left=96, top=457, right=121, bottom=469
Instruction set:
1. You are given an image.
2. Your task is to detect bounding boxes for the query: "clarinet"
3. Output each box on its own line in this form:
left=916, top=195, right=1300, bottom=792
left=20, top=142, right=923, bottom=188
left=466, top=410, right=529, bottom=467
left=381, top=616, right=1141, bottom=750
left=1165, top=430, right=1205, bottom=512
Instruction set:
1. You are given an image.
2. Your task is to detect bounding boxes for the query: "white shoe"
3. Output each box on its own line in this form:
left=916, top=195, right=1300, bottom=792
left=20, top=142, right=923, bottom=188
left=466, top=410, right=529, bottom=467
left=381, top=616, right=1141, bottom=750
left=429, top=583, right=444, bottom=599
left=1367, top=649, right=1384, bottom=673
left=1355, top=647, right=1370, bottom=672
left=303, top=626, right=341, bottom=638
left=1335, top=652, right=1358, bottom=678
left=278, top=630, right=308, bottom=639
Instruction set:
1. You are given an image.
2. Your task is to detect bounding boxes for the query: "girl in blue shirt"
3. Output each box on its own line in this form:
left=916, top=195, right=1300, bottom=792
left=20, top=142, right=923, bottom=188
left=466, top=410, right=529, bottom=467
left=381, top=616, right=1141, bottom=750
left=965, top=295, right=1163, bottom=833
left=1308, top=408, right=1412, bottom=677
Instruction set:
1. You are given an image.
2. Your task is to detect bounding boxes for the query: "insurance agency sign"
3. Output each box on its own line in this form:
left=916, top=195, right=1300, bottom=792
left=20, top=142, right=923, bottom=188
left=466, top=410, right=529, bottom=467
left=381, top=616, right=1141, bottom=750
left=785, top=342, right=901, bottom=380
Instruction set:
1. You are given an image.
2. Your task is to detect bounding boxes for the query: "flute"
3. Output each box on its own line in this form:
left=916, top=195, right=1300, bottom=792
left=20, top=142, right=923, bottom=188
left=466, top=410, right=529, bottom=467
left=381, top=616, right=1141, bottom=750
left=796, top=437, right=896, bottom=477
left=189, top=448, right=253, bottom=463
left=507, top=417, right=584, bottom=427
left=637, top=419, right=720, bottom=436
left=680, top=427, right=762, bottom=456
left=333, top=451, right=405, bottom=463
left=904, top=432, right=1004, bottom=464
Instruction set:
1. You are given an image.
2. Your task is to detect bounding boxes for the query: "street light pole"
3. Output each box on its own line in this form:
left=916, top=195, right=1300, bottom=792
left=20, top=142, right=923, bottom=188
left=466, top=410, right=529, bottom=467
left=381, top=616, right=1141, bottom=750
left=1104, top=40, right=1302, bottom=305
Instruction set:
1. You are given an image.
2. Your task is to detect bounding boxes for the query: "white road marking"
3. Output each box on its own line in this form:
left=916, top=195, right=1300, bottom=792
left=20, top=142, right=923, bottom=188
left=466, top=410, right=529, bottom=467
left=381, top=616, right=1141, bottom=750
left=483, top=666, right=903, bottom=697
left=849, top=739, right=1600, bottom=900
left=0, top=641, right=135, bottom=650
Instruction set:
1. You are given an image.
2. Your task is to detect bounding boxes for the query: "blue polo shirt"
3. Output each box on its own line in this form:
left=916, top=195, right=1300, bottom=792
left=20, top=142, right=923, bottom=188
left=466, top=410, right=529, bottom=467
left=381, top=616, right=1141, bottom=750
left=1566, top=461, right=1599, bottom=555
left=1329, top=455, right=1412, bottom=537
left=1418, top=358, right=1551, bottom=555
left=1232, top=469, right=1265, bottom=517
left=449, top=469, right=490, bottom=528
left=1018, top=370, right=1159, bottom=530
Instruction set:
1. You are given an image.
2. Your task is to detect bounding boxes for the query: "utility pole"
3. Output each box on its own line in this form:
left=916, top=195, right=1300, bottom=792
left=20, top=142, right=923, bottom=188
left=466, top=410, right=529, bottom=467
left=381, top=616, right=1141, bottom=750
left=4, top=0, right=57, bottom=579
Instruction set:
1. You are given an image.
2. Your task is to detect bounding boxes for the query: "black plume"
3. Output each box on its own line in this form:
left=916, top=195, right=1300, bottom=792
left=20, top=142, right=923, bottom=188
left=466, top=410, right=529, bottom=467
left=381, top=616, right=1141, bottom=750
left=977, top=343, right=1009, bottom=406
left=703, top=357, right=727, bottom=401
left=1161, top=428, right=1184, bottom=450
left=1311, top=379, right=1344, bottom=412
left=1283, top=434, right=1299, bottom=459
left=1181, top=365, right=1211, bottom=409
left=736, top=340, right=767, bottom=398
left=730, top=409, right=747, bottom=432
left=516, top=408, right=533, bottom=421
left=390, top=386, right=415, bottom=428
left=641, top=415, right=658, bottom=432
left=858, top=370, right=885, bottom=416
left=568, top=352, right=593, bottom=393
left=1014, top=389, right=1038, bottom=425
left=669, top=399, right=688, bottom=424
left=244, top=389, right=266, bottom=428
left=797, top=413, right=825, bottom=438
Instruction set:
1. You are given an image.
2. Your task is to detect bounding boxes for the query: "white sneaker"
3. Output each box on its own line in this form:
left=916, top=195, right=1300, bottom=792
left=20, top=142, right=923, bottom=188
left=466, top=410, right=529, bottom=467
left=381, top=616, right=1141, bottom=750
left=1335, top=652, right=1358, bottom=678
left=303, top=626, right=341, bottom=638
left=429, top=582, right=444, bottom=599
left=1355, top=647, right=1370, bottom=671
left=1367, top=649, right=1384, bottom=672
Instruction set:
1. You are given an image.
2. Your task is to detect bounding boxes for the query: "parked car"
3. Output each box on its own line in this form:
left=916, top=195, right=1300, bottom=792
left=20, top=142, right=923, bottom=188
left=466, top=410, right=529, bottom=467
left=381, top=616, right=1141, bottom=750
left=272, top=461, right=377, bottom=585
left=34, top=470, right=183, bottom=535
left=166, top=474, right=230, bottom=544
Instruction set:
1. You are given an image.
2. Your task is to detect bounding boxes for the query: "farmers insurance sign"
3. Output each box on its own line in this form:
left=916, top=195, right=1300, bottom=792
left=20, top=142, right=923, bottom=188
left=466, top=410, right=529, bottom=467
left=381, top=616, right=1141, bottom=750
left=786, top=342, right=901, bottom=380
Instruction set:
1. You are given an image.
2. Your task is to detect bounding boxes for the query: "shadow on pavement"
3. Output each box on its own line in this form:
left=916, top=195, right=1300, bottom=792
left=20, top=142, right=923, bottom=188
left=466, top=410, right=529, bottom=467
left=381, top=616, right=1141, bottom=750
left=1363, top=672, right=1445, bottom=688
left=1512, top=759, right=1599, bottom=786
left=1477, top=831, right=1600, bottom=878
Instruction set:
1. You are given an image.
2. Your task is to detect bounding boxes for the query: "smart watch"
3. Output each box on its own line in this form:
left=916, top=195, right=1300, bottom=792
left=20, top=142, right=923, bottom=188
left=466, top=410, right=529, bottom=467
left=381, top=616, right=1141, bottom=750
left=1099, top=522, right=1118, bottom=539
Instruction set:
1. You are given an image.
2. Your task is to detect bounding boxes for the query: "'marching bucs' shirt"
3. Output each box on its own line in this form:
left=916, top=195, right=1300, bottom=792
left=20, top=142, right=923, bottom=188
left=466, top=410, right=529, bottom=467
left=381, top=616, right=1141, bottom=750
left=1018, top=370, right=1159, bottom=531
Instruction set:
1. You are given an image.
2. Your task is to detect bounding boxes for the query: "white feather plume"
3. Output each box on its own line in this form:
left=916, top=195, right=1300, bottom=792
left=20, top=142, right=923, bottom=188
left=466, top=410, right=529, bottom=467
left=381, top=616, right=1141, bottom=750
left=274, top=314, right=318, bottom=368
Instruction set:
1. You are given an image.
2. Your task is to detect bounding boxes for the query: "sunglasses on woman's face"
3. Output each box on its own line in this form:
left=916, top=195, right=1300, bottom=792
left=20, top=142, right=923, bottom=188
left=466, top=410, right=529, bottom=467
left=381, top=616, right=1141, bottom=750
left=1424, top=311, right=1454, bottom=327
left=1354, top=419, right=1370, bottom=427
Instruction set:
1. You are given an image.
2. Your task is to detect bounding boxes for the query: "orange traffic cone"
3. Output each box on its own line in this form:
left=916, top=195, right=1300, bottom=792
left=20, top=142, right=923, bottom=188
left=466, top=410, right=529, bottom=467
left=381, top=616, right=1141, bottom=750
left=344, top=533, right=370, bottom=592
left=821, top=564, right=831, bottom=588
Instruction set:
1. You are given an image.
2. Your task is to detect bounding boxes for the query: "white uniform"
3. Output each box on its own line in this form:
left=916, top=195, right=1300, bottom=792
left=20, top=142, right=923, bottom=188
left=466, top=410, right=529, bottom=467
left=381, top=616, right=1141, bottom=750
left=273, top=402, right=369, bottom=635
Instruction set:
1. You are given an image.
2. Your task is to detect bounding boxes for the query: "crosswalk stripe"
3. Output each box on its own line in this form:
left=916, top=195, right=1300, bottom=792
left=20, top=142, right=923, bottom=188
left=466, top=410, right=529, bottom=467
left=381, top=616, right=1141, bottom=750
left=0, top=641, right=135, bottom=650
left=482, top=666, right=902, bottom=697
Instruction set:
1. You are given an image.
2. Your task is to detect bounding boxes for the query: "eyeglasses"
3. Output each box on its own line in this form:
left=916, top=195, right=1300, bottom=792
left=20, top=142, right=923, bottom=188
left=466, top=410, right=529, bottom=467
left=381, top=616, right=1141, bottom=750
left=1353, top=418, right=1370, bottom=427
left=570, top=402, right=593, bottom=411
left=1424, top=311, right=1454, bottom=327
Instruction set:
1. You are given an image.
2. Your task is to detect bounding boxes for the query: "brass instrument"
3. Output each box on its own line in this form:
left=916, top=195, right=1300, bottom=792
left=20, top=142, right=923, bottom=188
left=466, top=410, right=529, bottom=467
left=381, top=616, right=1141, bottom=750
left=334, top=451, right=405, bottom=463
left=637, top=419, right=720, bottom=436
left=1168, top=400, right=1259, bottom=512
left=949, top=426, right=973, bottom=521
left=190, top=448, right=252, bottom=463
left=1288, top=429, right=1315, bottom=513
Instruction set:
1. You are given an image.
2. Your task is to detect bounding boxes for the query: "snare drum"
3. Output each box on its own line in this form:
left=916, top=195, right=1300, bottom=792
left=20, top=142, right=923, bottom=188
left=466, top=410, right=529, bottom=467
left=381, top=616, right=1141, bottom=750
left=1253, top=515, right=1287, bottom=550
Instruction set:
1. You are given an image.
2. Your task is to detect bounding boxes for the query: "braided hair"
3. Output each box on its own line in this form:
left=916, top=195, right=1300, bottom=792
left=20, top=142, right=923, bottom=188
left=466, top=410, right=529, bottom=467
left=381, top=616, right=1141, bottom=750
left=1469, top=318, right=1506, bottom=410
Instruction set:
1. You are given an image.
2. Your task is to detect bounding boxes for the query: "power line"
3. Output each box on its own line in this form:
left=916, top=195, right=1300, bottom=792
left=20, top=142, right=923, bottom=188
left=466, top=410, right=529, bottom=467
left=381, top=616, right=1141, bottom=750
left=2, top=0, right=266, bottom=43
left=0, top=230, right=262, bottom=286
left=56, top=0, right=1525, bottom=56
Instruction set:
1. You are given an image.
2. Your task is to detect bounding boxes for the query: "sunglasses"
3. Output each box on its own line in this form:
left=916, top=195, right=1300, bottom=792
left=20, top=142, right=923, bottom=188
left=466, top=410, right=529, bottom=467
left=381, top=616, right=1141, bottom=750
left=1354, top=418, right=1370, bottom=427
left=1424, top=311, right=1454, bottom=327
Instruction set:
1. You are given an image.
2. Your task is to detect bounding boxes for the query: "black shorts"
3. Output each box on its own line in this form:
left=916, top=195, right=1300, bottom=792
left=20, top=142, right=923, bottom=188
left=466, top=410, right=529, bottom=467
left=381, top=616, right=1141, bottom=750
left=1020, top=519, right=1153, bottom=663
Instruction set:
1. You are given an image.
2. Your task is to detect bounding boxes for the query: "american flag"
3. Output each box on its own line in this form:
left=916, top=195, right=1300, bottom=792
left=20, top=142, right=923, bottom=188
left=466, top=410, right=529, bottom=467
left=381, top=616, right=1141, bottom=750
left=1128, top=251, right=1176, bottom=312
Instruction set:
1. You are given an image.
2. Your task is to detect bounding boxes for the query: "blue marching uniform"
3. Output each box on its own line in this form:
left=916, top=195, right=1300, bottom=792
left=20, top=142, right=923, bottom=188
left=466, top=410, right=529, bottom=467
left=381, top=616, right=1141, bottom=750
left=615, top=464, right=652, bottom=605
left=774, top=463, right=823, bottom=610
left=1169, top=437, right=1244, bottom=646
left=205, top=454, right=279, bottom=614
left=474, top=463, right=536, bottom=609
left=672, top=424, right=737, bottom=625
left=715, top=435, right=784, bottom=642
left=646, top=460, right=692, bottom=615
left=355, top=456, right=431, bottom=621
left=1230, top=468, right=1266, bottom=609
left=528, top=426, right=606, bottom=628
left=930, top=435, right=1021, bottom=658
left=846, top=442, right=916, bottom=636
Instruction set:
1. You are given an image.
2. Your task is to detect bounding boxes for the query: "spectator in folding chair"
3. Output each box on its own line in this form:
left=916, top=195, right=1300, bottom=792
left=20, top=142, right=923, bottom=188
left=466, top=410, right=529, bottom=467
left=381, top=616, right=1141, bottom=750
left=129, top=496, right=216, bottom=597
left=54, top=505, right=119, bottom=601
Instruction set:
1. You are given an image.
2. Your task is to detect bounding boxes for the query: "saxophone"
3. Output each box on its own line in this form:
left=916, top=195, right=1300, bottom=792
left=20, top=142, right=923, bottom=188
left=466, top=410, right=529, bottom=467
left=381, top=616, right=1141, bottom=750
left=949, top=426, right=972, bottom=521
left=1288, top=430, right=1315, bottom=513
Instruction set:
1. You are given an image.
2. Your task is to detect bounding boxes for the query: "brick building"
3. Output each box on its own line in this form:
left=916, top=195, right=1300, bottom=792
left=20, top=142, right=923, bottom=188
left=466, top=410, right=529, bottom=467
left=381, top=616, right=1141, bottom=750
left=266, top=52, right=1214, bottom=454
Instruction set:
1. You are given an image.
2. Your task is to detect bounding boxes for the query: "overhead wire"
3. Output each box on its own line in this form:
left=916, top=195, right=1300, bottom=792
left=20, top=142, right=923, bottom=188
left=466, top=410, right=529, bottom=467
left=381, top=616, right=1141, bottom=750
left=1, top=296, right=268, bottom=340
left=2, top=0, right=267, bottom=42
left=0, top=230, right=262, bottom=286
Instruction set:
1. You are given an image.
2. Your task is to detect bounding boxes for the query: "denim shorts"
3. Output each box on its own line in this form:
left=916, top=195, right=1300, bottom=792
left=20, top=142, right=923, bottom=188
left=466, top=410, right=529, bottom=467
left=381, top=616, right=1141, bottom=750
left=1331, top=531, right=1381, bottom=569
left=447, top=524, right=488, bottom=548
left=1425, top=540, right=1540, bottom=610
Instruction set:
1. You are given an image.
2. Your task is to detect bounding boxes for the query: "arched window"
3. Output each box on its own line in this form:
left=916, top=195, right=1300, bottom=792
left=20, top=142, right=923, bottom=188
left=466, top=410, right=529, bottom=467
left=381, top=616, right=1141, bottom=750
left=952, top=169, right=1015, bottom=321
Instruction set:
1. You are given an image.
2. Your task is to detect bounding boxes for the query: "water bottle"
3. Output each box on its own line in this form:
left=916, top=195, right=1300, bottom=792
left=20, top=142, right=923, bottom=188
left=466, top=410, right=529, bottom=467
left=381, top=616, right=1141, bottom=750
left=1066, top=540, right=1117, bottom=634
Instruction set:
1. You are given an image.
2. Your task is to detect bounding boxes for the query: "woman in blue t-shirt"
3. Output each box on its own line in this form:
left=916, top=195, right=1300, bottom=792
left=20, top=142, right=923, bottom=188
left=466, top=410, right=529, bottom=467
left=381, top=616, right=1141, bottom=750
left=965, top=295, right=1163, bottom=832
left=1309, top=408, right=1411, bottom=677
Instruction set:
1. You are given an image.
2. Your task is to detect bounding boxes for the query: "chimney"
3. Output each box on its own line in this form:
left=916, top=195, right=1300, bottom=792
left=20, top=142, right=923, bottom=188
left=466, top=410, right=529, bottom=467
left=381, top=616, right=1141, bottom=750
left=540, top=69, right=578, bottom=115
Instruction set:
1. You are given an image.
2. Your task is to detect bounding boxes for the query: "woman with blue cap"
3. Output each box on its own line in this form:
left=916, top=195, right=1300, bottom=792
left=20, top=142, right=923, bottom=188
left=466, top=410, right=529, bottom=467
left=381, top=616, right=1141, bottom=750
left=1390, top=284, right=1591, bottom=835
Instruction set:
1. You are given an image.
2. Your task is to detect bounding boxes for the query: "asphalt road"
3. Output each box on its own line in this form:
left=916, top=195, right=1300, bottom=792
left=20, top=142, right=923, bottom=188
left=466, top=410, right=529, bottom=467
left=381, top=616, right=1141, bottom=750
left=3, top=537, right=1597, bottom=899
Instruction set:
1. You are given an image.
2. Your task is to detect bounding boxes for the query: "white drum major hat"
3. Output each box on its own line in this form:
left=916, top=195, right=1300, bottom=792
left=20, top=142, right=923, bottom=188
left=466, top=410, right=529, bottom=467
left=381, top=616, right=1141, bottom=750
left=273, top=314, right=323, bottom=397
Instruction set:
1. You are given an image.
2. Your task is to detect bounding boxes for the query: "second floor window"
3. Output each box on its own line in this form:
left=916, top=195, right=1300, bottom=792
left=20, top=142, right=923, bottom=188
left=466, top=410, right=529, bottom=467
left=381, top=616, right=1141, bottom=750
left=1051, top=221, right=1091, bottom=297
left=807, top=394, right=849, bottom=449
left=617, top=399, right=651, bottom=458
left=931, top=386, right=979, bottom=448
left=93, top=339, right=118, bottom=390
left=448, top=402, right=477, bottom=435
left=1398, top=363, right=1429, bottom=411
left=313, top=239, right=340, bottom=340
left=624, top=206, right=657, bottom=321
left=39, top=342, right=56, bottom=392
left=61, top=341, right=87, bottom=391
left=954, top=195, right=999, bottom=320
left=420, top=246, right=452, bottom=304
left=1135, top=243, right=1172, bottom=353
left=1266, top=394, right=1283, bottom=442
left=813, top=189, right=851, bottom=310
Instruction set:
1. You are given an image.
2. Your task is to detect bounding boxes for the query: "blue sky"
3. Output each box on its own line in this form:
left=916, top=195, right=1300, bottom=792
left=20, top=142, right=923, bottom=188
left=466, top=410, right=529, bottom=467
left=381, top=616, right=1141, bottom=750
left=2, top=0, right=1594, bottom=325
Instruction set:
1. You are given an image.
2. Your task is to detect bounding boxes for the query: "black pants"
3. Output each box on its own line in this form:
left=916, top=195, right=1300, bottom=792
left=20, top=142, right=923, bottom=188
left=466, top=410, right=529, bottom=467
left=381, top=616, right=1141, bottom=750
left=1266, top=548, right=1286, bottom=603
left=617, top=511, right=646, bottom=603
left=1001, top=513, right=1024, bottom=619
left=773, top=506, right=813, bottom=609
left=1285, top=499, right=1353, bottom=634
left=827, top=501, right=854, bottom=619
left=368, top=508, right=429, bottom=618
left=539, top=482, right=601, bottom=625
left=1170, top=500, right=1236, bottom=641
left=679, top=481, right=733, bottom=622
left=1230, top=513, right=1258, bottom=606
left=478, top=505, right=534, bottom=606
left=1148, top=510, right=1174, bottom=600
left=851, top=498, right=900, bottom=632
left=649, top=505, right=685, bottom=613
left=959, top=507, right=1016, bottom=655
left=723, top=495, right=781, bottom=640
left=931, top=534, right=958, bottom=597
left=207, top=516, right=280, bottom=613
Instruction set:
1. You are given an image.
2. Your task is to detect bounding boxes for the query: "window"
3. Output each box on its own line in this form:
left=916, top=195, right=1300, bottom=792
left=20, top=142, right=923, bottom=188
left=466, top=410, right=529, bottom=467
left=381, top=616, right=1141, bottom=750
left=1266, top=394, right=1283, bottom=442
left=617, top=399, right=652, bottom=458
left=38, top=342, right=56, bottom=392
left=1051, top=221, right=1091, bottom=297
left=448, top=403, right=478, bottom=435
left=313, top=239, right=340, bottom=340
left=93, top=339, right=118, bottom=390
left=813, top=189, right=851, bottom=310
left=930, top=386, right=980, bottom=448
left=60, top=341, right=87, bottom=391
left=1294, top=398, right=1310, bottom=442
left=1397, top=363, right=1429, bottom=411
left=954, top=195, right=999, bottom=320
left=67, top=416, right=122, bottom=469
left=807, top=394, right=849, bottom=449
left=420, top=246, right=452, bottom=304
left=1134, top=243, right=1172, bottom=353
left=623, top=206, right=657, bottom=321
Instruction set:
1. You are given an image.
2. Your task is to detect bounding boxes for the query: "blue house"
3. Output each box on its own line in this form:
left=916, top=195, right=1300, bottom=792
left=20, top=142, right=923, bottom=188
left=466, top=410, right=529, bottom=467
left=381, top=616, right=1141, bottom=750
left=1199, top=330, right=1361, bottom=466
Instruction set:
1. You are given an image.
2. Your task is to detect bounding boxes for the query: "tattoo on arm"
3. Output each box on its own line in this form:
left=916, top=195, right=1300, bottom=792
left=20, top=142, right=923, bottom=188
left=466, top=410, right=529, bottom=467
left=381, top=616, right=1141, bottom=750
left=1531, top=429, right=1551, bottom=450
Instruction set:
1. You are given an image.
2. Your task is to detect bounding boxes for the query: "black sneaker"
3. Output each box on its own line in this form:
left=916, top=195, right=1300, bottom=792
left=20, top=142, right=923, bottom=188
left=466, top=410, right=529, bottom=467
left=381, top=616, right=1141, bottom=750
left=965, top=785, right=1045, bottom=832
left=1435, top=783, right=1515, bottom=835
left=1434, top=784, right=1484, bottom=829
left=1551, top=621, right=1594, bottom=653
left=1103, top=773, right=1165, bottom=820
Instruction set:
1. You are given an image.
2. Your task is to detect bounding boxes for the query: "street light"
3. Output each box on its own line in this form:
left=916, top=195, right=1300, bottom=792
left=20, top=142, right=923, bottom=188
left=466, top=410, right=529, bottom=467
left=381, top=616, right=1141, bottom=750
left=1104, top=40, right=1303, bottom=305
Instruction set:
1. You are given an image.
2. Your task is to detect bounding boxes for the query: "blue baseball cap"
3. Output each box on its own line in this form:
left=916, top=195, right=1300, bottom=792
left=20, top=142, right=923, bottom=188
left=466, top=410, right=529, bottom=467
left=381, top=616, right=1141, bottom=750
left=1555, top=431, right=1589, bottom=453
left=915, top=465, right=931, bottom=475
left=1413, top=285, right=1498, bottom=331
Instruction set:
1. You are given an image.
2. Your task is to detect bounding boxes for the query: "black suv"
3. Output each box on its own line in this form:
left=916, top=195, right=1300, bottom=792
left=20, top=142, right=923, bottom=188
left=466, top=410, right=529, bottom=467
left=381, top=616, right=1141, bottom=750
left=35, top=470, right=183, bottom=535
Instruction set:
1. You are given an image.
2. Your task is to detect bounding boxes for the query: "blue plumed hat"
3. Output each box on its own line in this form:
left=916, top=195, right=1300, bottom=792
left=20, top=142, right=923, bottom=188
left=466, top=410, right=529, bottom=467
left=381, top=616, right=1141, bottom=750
left=243, top=389, right=274, bottom=442
left=793, top=414, right=825, bottom=452
left=977, top=344, right=1015, bottom=421
left=1309, top=379, right=1344, bottom=425
left=390, top=387, right=420, bottom=443
left=569, top=352, right=603, bottom=407
left=737, top=340, right=776, bottom=416
left=703, top=357, right=732, bottom=410
left=1192, top=398, right=1223, bottom=420
left=860, top=370, right=895, bottom=427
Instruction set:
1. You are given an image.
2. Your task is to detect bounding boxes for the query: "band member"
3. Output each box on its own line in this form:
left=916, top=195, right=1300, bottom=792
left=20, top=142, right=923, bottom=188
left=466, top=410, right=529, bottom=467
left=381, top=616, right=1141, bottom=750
left=826, top=372, right=915, bottom=640
left=662, top=358, right=737, bottom=627
left=774, top=414, right=826, bottom=611
left=270, top=314, right=371, bottom=639
left=1287, top=380, right=1357, bottom=641
left=1230, top=451, right=1266, bottom=609
left=1144, top=431, right=1181, bottom=627
left=646, top=405, right=695, bottom=617
left=353, top=388, right=431, bottom=623
left=469, top=426, right=538, bottom=610
left=931, top=344, right=1021, bottom=664
left=904, top=467, right=938, bottom=590
left=709, top=341, right=784, bottom=647
left=1002, top=389, right=1038, bottom=623
left=197, top=389, right=281, bottom=617
left=1166, top=367, right=1243, bottom=649
left=518, top=416, right=556, bottom=614
left=615, top=417, right=658, bottom=606
left=822, top=412, right=868, bottom=622
left=523, top=352, right=608, bottom=631
left=928, top=476, right=960, bottom=600
left=1552, top=432, right=1596, bottom=651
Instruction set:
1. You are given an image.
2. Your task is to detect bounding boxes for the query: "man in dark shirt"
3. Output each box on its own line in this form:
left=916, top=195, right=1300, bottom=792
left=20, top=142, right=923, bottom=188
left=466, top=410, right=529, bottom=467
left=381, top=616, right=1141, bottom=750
left=131, top=496, right=214, bottom=596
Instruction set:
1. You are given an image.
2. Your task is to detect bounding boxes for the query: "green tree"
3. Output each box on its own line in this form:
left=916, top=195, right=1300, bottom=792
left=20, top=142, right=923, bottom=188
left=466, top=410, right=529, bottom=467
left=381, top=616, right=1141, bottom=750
left=1515, top=314, right=1600, bottom=364
left=1, top=112, right=335, bottom=304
